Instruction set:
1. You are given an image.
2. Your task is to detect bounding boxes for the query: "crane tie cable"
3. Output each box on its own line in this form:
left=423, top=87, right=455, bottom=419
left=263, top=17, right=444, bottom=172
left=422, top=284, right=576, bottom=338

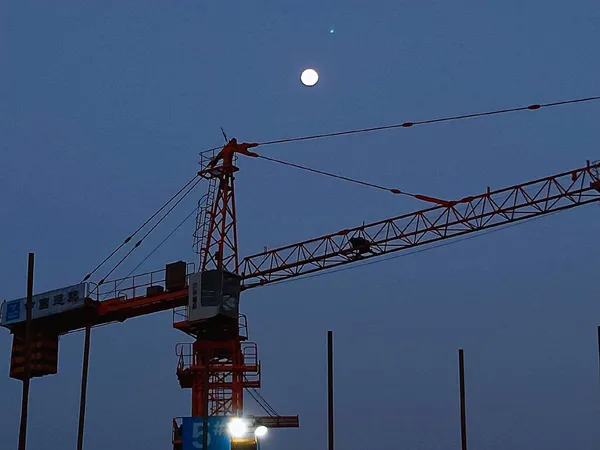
left=82, top=174, right=199, bottom=283
left=90, top=176, right=203, bottom=291
left=105, top=205, right=199, bottom=299
left=201, top=94, right=600, bottom=153
left=258, top=155, right=452, bottom=206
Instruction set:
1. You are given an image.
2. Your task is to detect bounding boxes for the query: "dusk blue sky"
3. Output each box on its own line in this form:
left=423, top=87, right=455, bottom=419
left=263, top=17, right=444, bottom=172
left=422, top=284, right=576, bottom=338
left=1, top=2, right=600, bottom=449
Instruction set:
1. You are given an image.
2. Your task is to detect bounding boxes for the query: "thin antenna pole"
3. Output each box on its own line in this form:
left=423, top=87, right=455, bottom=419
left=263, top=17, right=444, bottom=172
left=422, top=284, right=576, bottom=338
left=77, top=324, right=92, bottom=450
left=458, top=348, right=468, bottom=450
left=328, top=330, right=334, bottom=450
left=18, top=252, right=35, bottom=450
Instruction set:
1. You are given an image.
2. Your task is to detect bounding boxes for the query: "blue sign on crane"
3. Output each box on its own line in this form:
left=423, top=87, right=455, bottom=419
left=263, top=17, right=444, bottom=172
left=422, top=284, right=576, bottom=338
left=0, top=283, right=87, bottom=326
left=182, top=416, right=231, bottom=450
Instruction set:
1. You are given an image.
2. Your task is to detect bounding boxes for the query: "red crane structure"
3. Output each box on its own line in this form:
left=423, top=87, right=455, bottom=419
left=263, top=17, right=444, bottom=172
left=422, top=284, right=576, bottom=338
left=1, top=137, right=599, bottom=448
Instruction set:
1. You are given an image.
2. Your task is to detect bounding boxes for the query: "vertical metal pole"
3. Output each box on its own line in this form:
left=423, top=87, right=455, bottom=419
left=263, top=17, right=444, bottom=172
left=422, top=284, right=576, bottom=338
left=597, top=326, right=600, bottom=385
left=18, top=252, right=35, bottom=450
left=202, top=358, right=209, bottom=450
left=77, top=324, right=92, bottom=450
left=458, top=348, right=467, bottom=450
left=327, top=330, right=334, bottom=450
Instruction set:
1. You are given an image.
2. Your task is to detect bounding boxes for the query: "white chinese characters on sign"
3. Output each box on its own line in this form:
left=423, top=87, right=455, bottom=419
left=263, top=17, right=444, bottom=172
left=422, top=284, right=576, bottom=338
left=0, top=283, right=86, bottom=326
left=182, top=417, right=231, bottom=450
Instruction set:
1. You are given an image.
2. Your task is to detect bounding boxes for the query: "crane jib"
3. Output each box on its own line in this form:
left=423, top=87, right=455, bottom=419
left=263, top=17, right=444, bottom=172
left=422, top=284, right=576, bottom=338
left=239, top=161, right=600, bottom=289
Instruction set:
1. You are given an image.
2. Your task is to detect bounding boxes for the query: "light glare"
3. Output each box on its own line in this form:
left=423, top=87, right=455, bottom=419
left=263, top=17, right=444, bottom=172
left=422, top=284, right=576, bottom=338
left=228, top=418, right=248, bottom=438
left=255, top=425, right=268, bottom=438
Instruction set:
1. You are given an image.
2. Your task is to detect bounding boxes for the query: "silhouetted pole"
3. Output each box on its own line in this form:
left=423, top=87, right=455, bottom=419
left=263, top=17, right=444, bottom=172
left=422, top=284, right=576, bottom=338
left=597, top=326, right=600, bottom=385
left=458, top=348, right=467, bottom=450
left=327, top=330, right=334, bottom=450
left=18, top=252, right=35, bottom=450
left=77, top=323, right=92, bottom=450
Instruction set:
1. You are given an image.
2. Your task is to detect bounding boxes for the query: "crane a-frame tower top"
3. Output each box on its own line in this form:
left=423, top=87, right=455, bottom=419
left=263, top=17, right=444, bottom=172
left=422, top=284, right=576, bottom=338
left=1, top=135, right=599, bottom=448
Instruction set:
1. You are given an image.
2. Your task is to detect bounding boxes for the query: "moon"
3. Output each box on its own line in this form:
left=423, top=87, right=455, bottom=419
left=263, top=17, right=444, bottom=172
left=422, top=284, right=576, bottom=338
left=300, top=68, right=319, bottom=87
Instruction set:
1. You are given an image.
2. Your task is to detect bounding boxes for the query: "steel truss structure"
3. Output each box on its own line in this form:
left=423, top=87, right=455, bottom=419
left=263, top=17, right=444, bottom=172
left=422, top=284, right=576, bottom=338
left=241, top=161, right=600, bottom=288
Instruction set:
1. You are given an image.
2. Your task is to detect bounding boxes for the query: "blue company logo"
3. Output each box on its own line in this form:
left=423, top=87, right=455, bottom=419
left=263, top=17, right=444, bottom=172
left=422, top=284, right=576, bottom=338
left=182, top=417, right=231, bottom=450
left=5, top=300, right=21, bottom=321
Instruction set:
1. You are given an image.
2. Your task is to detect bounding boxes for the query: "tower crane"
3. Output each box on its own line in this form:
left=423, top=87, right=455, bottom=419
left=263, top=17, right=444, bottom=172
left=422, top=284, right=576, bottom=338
left=1, top=136, right=599, bottom=449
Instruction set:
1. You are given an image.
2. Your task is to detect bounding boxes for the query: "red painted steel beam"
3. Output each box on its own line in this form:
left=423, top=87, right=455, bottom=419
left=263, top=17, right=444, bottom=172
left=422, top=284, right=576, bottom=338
left=240, top=161, right=600, bottom=288
left=34, top=289, right=190, bottom=335
left=97, top=288, right=188, bottom=316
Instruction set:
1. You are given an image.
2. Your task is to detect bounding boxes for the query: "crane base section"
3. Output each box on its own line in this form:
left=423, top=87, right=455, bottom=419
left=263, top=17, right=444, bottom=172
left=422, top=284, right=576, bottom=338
left=172, top=415, right=298, bottom=450
left=173, top=416, right=232, bottom=450
left=175, top=337, right=261, bottom=416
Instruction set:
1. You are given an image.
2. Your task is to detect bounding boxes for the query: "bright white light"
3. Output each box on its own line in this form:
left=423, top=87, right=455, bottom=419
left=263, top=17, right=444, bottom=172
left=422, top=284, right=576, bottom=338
left=228, top=418, right=248, bottom=438
left=255, top=426, right=268, bottom=438
left=300, top=68, right=319, bottom=87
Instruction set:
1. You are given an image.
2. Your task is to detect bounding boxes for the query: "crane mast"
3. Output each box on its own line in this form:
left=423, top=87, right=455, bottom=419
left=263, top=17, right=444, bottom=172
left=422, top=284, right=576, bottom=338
left=175, top=145, right=253, bottom=422
left=195, top=150, right=240, bottom=273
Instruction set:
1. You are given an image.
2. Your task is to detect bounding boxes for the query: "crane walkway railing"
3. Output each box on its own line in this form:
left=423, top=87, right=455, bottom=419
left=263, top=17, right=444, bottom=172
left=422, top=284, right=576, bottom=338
left=175, top=339, right=259, bottom=374
left=88, top=262, right=195, bottom=302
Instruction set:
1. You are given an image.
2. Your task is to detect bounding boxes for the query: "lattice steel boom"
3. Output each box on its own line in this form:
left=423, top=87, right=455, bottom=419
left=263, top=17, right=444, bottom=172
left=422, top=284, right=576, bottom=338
left=240, top=160, right=600, bottom=289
